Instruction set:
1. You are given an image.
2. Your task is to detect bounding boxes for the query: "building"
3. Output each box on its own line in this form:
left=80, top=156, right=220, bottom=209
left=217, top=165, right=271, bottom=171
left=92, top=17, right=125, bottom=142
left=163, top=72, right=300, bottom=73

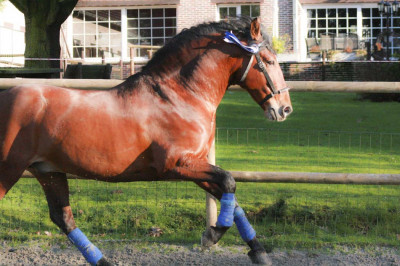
left=0, top=0, right=25, bottom=66
left=0, top=0, right=398, bottom=65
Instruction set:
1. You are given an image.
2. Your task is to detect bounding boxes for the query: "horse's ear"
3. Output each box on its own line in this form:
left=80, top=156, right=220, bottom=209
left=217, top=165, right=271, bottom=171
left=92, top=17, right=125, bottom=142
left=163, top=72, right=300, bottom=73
left=250, top=17, right=262, bottom=41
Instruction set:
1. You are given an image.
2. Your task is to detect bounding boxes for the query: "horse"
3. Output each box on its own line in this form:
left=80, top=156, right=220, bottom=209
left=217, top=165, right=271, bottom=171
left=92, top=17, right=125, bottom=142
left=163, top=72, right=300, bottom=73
left=0, top=17, right=292, bottom=265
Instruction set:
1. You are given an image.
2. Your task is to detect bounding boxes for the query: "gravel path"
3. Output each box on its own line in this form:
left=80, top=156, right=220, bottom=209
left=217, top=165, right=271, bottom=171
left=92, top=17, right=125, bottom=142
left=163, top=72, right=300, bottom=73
left=1, top=241, right=400, bottom=265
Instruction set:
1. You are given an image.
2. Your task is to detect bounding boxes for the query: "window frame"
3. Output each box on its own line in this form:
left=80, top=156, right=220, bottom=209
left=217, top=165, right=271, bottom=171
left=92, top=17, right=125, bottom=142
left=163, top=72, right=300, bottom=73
left=217, top=4, right=260, bottom=21
left=70, top=7, right=123, bottom=63
left=306, top=6, right=359, bottom=39
left=68, top=6, right=177, bottom=63
left=126, top=7, right=177, bottom=59
left=303, top=3, right=400, bottom=54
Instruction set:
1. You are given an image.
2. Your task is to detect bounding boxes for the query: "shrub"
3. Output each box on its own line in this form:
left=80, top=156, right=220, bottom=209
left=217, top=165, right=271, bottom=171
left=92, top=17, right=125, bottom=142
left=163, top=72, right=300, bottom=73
left=272, top=34, right=290, bottom=54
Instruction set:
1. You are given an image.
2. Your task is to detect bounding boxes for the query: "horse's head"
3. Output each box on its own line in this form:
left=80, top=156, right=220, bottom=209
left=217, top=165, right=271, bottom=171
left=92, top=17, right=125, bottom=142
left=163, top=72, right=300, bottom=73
left=230, top=18, right=292, bottom=122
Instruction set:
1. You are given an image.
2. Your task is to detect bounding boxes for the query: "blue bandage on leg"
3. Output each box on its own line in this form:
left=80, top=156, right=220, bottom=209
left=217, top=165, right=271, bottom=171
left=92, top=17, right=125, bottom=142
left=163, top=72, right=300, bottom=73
left=68, top=228, right=103, bottom=265
left=234, top=206, right=256, bottom=242
left=216, top=193, right=235, bottom=227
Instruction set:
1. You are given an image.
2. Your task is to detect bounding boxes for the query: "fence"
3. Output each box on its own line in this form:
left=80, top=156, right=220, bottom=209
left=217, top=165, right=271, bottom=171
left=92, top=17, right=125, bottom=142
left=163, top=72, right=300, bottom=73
left=0, top=25, right=24, bottom=67
left=0, top=44, right=161, bottom=79
left=0, top=79, right=400, bottom=248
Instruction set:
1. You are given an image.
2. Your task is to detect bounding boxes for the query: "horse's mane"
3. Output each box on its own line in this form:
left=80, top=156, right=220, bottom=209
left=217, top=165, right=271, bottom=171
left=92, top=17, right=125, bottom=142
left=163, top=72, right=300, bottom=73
left=142, top=16, right=272, bottom=72
left=116, top=17, right=272, bottom=95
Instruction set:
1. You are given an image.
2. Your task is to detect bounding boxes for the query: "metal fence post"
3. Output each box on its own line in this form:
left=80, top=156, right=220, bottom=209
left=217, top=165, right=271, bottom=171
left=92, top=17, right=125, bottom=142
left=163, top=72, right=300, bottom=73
left=206, top=140, right=217, bottom=228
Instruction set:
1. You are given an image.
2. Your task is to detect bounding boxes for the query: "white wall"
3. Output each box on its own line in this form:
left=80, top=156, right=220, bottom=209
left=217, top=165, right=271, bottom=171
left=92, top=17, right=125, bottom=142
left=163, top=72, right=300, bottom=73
left=0, top=0, right=25, bottom=65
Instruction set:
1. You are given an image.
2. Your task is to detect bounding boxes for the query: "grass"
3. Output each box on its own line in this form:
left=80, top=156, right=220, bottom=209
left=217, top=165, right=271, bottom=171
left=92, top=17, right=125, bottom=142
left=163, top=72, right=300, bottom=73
left=1, top=91, right=400, bottom=249
left=216, top=91, right=400, bottom=173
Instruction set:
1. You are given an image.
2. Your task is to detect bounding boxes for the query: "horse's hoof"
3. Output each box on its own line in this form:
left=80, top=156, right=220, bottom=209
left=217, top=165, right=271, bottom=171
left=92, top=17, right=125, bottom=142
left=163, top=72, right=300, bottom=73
left=201, top=228, right=215, bottom=248
left=201, top=226, right=229, bottom=248
left=96, top=257, right=112, bottom=266
left=248, top=250, right=272, bottom=265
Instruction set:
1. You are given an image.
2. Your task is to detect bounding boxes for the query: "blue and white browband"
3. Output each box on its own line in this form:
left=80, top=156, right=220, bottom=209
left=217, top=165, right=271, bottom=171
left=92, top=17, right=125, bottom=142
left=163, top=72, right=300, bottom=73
left=223, top=31, right=260, bottom=54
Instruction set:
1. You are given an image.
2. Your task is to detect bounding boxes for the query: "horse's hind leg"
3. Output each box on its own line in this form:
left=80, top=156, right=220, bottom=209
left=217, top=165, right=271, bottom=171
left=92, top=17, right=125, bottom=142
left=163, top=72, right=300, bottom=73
left=197, top=181, right=272, bottom=265
left=33, top=171, right=111, bottom=266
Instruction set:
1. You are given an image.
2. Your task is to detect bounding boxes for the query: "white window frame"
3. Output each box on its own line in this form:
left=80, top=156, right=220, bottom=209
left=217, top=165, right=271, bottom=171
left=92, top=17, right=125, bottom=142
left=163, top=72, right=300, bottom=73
left=126, top=6, right=177, bottom=61
left=68, top=7, right=123, bottom=64
left=302, top=3, right=400, bottom=57
left=217, top=4, right=261, bottom=21
left=299, top=3, right=379, bottom=60
left=67, top=5, right=177, bottom=63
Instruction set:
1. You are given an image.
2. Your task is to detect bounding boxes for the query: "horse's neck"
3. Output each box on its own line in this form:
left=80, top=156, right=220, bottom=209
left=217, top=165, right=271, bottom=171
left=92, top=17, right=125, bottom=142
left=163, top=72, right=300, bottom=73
left=167, top=48, right=236, bottom=109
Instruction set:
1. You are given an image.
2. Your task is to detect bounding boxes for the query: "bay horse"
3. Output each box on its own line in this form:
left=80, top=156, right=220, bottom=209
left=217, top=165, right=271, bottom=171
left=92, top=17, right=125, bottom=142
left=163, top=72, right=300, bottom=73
left=0, top=17, right=292, bottom=265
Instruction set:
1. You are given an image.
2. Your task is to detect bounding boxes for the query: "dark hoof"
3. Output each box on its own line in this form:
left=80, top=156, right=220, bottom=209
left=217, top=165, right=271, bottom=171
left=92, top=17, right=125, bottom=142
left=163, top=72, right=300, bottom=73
left=96, top=257, right=112, bottom=266
left=201, top=228, right=215, bottom=248
left=201, top=226, right=229, bottom=248
left=248, top=250, right=272, bottom=265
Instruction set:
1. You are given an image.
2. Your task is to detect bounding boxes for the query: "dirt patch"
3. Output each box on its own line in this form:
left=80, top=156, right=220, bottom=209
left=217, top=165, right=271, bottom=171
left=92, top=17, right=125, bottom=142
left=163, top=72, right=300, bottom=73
left=1, top=241, right=400, bottom=265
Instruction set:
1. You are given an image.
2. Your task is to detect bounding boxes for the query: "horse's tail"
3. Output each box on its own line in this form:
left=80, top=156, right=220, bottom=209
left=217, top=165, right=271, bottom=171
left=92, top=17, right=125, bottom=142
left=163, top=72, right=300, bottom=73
left=0, top=86, right=46, bottom=199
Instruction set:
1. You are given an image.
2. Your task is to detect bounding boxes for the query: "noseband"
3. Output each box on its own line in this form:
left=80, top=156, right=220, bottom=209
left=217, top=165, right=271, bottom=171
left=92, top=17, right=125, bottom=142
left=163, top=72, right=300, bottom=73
left=240, top=51, right=290, bottom=107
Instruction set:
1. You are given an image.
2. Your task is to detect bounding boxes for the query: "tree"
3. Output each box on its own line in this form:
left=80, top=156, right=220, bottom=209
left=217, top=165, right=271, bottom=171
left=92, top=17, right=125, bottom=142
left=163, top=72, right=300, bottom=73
left=9, top=0, right=78, bottom=68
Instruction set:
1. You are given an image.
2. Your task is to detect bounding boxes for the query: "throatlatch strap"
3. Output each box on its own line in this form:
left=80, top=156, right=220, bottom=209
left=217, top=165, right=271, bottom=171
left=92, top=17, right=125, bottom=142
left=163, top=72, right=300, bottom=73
left=217, top=193, right=235, bottom=227
left=68, top=228, right=103, bottom=265
left=234, top=206, right=256, bottom=242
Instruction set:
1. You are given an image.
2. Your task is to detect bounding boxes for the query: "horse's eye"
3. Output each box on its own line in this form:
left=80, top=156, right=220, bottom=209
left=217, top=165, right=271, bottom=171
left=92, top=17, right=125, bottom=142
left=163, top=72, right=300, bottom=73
left=266, top=60, right=275, bottom=65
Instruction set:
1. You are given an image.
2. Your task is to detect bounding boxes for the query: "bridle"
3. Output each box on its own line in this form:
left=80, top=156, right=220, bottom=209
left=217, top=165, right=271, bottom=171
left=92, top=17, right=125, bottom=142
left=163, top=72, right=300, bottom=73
left=223, top=31, right=290, bottom=107
left=239, top=47, right=290, bottom=107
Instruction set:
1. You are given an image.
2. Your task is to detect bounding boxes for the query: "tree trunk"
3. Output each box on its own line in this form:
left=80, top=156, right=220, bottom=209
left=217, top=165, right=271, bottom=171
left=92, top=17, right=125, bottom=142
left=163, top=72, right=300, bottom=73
left=10, top=0, right=78, bottom=69
left=25, top=15, right=61, bottom=68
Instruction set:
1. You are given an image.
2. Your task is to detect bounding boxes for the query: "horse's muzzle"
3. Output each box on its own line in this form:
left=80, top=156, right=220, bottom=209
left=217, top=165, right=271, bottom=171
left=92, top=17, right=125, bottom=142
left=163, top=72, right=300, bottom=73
left=266, top=105, right=292, bottom=122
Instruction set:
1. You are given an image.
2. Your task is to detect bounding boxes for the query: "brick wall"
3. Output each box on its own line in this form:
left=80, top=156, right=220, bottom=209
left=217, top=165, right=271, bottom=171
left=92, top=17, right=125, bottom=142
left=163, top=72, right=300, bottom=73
left=278, top=0, right=294, bottom=51
left=177, top=1, right=275, bottom=36
left=260, top=1, right=274, bottom=34
left=280, top=61, right=400, bottom=81
left=177, top=0, right=217, bottom=32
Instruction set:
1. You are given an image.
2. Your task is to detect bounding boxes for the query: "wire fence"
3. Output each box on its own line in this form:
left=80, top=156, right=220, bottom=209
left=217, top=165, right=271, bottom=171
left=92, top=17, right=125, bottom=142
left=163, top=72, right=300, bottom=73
left=215, top=128, right=400, bottom=174
left=1, top=128, right=400, bottom=248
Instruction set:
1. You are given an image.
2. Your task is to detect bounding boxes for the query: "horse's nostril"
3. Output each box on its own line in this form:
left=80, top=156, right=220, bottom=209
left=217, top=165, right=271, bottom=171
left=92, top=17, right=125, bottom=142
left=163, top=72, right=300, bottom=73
left=284, top=106, right=292, bottom=115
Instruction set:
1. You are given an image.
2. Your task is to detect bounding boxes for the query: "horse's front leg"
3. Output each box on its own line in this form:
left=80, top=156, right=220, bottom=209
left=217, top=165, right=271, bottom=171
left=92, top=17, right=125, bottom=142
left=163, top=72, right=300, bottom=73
left=197, top=181, right=272, bottom=265
left=164, top=163, right=236, bottom=244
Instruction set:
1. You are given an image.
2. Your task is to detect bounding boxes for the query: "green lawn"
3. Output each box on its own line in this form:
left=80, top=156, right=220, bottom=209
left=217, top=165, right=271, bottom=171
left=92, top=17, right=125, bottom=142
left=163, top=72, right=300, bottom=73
left=1, top=91, right=400, bottom=249
left=216, top=91, right=400, bottom=173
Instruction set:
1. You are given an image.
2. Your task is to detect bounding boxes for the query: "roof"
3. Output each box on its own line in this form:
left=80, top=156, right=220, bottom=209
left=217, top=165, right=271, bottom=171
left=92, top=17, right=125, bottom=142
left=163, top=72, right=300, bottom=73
left=210, top=0, right=263, bottom=3
left=300, top=0, right=379, bottom=3
left=76, top=0, right=179, bottom=7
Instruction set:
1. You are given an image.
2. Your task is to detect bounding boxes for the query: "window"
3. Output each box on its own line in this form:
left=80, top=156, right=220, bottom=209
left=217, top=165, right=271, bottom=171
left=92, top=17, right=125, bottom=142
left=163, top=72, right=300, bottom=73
left=307, top=8, right=357, bottom=38
left=127, top=8, right=177, bottom=58
left=218, top=4, right=260, bottom=21
left=362, top=8, right=400, bottom=55
left=72, top=10, right=122, bottom=58
left=71, top=8, right=177, bottom=59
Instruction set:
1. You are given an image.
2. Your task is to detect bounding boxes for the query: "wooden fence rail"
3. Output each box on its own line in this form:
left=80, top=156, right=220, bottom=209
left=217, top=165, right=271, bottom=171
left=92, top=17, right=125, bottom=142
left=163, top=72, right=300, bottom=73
left=20, top=170, right=400, bottom=186
left=1, top=79, right=400, bottom=93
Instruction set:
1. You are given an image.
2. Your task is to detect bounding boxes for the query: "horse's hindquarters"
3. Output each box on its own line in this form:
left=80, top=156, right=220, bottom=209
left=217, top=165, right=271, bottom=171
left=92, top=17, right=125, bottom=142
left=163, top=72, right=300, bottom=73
left=0, top=87, right=47, bottom=198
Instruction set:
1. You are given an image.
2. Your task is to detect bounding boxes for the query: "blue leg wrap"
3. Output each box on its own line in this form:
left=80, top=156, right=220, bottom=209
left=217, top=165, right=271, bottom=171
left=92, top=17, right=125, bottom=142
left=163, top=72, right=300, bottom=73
left=234, top=206, right=256, bottom=242
left=216, top=193, right=235, bottom=227
left=68, top=228, right=103, bottom=265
